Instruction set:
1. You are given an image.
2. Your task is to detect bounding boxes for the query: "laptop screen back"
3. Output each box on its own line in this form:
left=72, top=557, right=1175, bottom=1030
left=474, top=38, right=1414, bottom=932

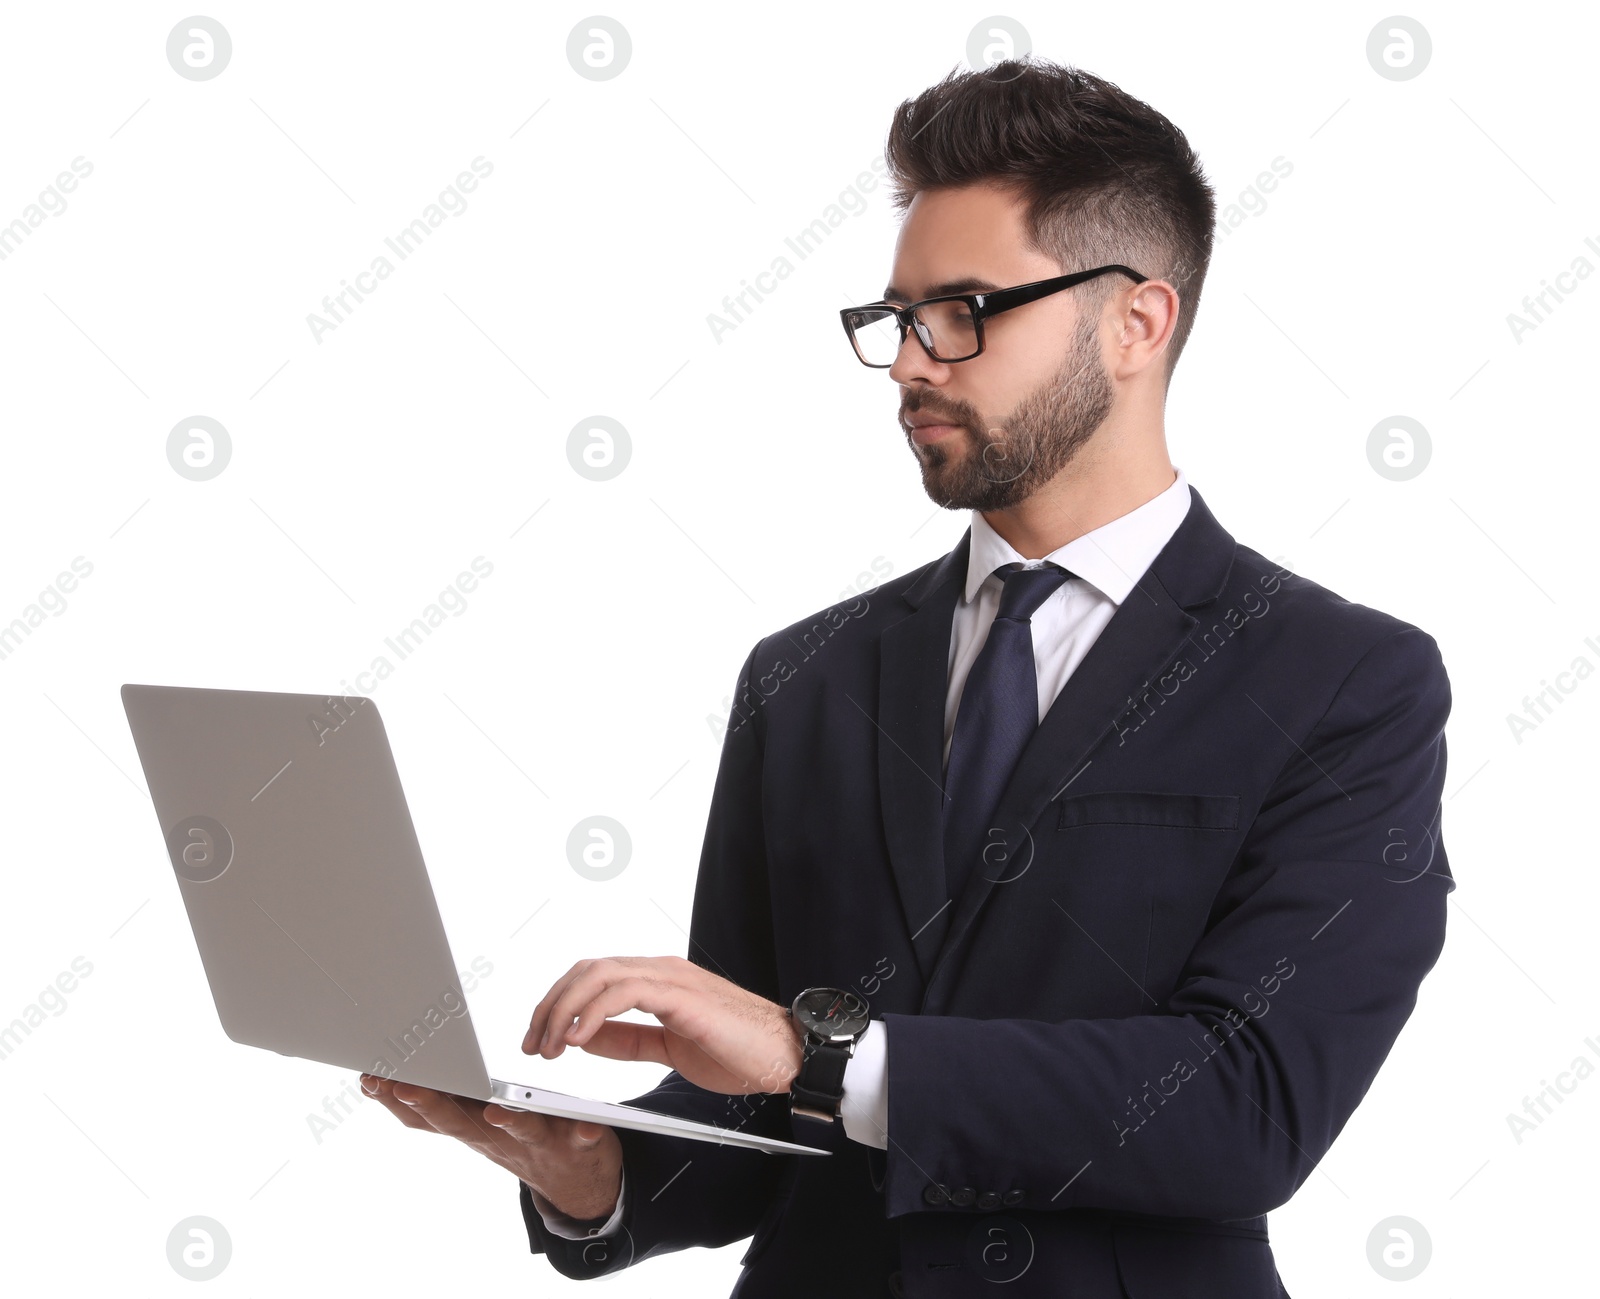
left=121, top=683, right=493, bottom=1100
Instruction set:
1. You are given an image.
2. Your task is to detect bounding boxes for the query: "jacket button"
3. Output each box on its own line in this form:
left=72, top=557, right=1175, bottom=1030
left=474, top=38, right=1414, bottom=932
left=977, top=1190, right=1001, bottom=1211
left=922, top=1183, right=950, bottom=1206
left=950, top=1187, right=976, bottom=1207
left=1002, top=1189, right=1024, bottom=1206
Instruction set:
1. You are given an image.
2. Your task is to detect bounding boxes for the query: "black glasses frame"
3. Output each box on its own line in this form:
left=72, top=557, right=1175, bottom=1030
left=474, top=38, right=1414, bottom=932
left=839, top=264, right=1148, bottom=368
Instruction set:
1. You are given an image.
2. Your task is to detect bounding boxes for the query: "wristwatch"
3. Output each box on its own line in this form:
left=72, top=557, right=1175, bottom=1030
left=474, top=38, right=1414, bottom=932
left=787, top=987, right=871, bottom=1124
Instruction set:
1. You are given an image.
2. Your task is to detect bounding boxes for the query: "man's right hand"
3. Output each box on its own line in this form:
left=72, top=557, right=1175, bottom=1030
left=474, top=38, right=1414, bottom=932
left=360, top=1074, right=623, bottom=1221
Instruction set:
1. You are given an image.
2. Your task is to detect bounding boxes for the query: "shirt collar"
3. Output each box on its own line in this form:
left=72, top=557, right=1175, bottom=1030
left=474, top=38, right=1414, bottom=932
left=963, top=467, right=1192, bottom=606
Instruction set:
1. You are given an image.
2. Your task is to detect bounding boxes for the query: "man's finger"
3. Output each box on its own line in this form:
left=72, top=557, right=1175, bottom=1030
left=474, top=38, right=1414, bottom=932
left=484, top=1103, right=609, bottom=1149
left=566, top=976, right=689, bottom=1052
left=523, top=955, right=681, bottom=1055
left=565, top=1015, right=671, bottom=1067
left=389, top=1082, right=497, bottom=1141
left=536, top=966, right=683, bottom=1061
left=522, top=958, right=597, bottom=1054
left=360, top=1075, right=439, bottom=1133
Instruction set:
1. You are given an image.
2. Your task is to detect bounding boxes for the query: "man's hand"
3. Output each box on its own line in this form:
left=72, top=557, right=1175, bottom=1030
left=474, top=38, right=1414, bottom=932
left=523, top=954, right=806, bottom=1096
left=359, top=1074, right=623, bottom=1220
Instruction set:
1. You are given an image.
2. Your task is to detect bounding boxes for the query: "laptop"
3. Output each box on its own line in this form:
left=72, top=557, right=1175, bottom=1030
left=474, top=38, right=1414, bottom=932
left=120, top=683, right=824, bottom=1158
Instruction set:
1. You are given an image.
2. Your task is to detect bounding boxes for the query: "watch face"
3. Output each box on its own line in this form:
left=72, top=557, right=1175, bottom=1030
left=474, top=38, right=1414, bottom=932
left=793, top=987, right=870, bottom=1040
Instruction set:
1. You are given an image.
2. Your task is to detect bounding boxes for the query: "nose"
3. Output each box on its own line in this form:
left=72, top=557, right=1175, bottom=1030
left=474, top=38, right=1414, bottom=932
left=887, top=325, right=952, bottom=387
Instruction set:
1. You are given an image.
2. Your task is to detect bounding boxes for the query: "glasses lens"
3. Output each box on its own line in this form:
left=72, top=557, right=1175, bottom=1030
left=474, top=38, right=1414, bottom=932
left=846, top=307, right=903, bottom=366
left=846, top=300, right=981, bottom=365
left=915, top=298, right=978, bottom=361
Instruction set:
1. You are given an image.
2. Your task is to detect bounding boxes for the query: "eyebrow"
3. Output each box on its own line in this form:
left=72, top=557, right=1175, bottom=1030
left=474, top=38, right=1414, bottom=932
left=881, top=276, right=1002, bottom=303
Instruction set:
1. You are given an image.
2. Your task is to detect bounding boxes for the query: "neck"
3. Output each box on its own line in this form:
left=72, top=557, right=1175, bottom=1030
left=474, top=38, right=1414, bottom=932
left=980, top=429, right=1176, bottom=559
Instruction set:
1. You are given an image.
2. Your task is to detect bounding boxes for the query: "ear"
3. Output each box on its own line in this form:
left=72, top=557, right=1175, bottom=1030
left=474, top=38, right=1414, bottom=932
left=1113, top=279, right=1179, bottom=377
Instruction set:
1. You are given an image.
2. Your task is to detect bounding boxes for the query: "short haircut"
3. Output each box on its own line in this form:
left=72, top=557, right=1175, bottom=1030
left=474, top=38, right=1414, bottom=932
left=883, top=58, right=1218, bottom=383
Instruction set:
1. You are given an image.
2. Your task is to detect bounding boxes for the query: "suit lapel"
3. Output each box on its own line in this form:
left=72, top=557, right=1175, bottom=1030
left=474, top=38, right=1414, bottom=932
left=876, top=532, right=968, bottom=981
left=876, top=489, right=1238, bottom=1004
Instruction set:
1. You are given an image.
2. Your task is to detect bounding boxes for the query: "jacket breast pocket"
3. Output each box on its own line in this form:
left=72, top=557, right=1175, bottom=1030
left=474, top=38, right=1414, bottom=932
left=1057, top=790, right=1239, bottom=832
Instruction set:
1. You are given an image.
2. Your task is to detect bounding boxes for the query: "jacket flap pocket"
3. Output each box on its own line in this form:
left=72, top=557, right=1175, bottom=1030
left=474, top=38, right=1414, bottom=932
left=1057, top=791, right=1239, bottom=831
left=1111, top=1223, right=1279, bottom=1298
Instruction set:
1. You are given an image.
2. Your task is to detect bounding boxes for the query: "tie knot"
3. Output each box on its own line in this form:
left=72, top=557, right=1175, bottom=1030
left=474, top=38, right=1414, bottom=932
left=994, top=562, right=1071, bottom=622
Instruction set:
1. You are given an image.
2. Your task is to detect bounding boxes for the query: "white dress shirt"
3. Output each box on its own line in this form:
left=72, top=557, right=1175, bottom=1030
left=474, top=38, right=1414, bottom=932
left=532, top=468, right=1193, bottom=1234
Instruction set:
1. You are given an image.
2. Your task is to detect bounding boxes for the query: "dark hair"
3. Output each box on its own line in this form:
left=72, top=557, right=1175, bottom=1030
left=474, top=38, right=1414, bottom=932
left=883, top=58, right=1217, bottom=383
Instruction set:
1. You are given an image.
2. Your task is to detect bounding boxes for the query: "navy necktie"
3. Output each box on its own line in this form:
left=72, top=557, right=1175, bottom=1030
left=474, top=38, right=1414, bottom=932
left=942, top=562, right=1072, bottom=902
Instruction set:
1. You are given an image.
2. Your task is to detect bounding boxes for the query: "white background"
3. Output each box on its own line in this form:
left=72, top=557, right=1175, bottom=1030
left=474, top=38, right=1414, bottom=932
left=0, top=2, right=1594, bottom=1294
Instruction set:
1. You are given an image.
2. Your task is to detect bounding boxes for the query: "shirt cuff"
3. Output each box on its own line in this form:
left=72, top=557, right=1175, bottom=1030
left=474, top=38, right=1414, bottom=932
left=839, top=1018, right=889, bottom=1150
left=525, top=1167, right=627, bottom=1240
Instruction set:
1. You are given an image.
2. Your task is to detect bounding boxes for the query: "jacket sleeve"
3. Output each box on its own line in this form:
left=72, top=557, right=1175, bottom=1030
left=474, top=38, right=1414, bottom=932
left=520, top=642, right=798, bottom=1279
left=880, top=627, right=1455, bottom=1222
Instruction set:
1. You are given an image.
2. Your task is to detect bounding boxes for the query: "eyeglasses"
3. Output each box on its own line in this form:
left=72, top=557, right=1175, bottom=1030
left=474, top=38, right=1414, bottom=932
left=839, top=265, right=1148, bottom=368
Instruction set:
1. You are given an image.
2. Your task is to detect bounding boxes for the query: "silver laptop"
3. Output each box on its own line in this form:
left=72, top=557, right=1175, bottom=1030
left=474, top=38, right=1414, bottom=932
left=120, top=683, right=823, bottom=1158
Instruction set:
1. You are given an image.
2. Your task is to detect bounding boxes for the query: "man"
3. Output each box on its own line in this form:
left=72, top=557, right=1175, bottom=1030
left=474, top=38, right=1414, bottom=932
left=365, top=58, right=1453, bottom=1298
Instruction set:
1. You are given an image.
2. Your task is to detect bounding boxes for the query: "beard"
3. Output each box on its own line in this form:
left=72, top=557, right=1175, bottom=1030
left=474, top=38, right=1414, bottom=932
left=906, top=311, right=1114, bottom=512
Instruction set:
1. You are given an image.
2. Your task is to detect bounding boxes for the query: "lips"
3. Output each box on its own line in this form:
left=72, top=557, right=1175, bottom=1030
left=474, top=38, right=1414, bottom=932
left=906, top=415, right=963, bottom=447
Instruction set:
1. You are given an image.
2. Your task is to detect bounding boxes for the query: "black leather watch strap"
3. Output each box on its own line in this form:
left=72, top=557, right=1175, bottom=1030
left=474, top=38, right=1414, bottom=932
left=791, top=1038, right=852, bottom=1122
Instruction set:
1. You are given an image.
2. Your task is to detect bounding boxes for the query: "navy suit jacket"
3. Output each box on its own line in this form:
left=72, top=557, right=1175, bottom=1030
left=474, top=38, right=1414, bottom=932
left=519, top=488, right=1455, bottom=1298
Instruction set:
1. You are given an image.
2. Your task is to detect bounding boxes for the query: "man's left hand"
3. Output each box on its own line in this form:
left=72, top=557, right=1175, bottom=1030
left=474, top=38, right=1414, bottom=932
left=522, top=955, right=805, bottom=1096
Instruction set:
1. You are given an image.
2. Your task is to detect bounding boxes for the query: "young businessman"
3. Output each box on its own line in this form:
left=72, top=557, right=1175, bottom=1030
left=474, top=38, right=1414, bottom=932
left=364, top=59, right=1454, bottom=1298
